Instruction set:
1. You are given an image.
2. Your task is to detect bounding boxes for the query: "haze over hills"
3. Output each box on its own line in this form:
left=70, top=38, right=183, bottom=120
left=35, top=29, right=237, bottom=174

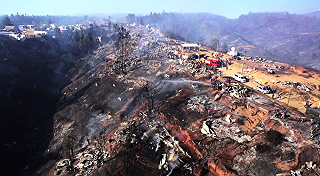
left=2, top=11, right=320, bottom=70
left=304, top=11, right=320, bottom=18
left=137, top=12, right=320, bottom=70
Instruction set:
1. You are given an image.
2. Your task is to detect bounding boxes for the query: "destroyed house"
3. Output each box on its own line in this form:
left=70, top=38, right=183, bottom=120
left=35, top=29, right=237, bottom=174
left=181, top=43, right=200, bottom=52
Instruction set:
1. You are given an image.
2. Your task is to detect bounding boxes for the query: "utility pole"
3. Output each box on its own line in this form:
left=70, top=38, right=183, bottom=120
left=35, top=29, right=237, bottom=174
left=216, top=42, right=219, bottom=52
left=287, top=89, right=293, bottom=106
left=287, top=84, right=296, bottom=106
left=241, top=63, right=245, bottom=74
left=198, top=40, right=202, bottom=52
left=241, top=51, right=246, bottom=74
left=244, top=51, right=247, bottom=60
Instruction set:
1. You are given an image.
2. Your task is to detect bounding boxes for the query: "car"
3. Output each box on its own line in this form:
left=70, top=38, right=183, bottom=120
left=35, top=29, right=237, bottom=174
left=233, top=73, right=247, bottom=83
left=306, top=107, right=320, bottom=120
left=256, top=85, right=270, bottom=94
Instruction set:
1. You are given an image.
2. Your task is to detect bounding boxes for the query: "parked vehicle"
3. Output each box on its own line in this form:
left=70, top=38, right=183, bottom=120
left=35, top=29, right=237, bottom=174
left=204, top=59, right=219, bottom=67
left=233, top=73, right=247, bottom=83
left=256, top=85, right=270, bottom=94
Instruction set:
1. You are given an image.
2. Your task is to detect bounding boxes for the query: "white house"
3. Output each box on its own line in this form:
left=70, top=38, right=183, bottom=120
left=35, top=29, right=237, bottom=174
left=227, top=47, right=238, bottom=56
left=34, top=31, right=47, bottom=36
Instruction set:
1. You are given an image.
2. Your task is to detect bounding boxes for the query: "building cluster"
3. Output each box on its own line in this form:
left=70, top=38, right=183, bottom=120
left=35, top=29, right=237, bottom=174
left=0, top=22, right=93, bottom=41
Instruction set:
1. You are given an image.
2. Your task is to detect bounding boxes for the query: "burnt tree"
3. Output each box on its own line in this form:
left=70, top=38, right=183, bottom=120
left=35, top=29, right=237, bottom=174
left=141, top=80, right=165, bottom=117
left=114, top=26, right=136, bottom=73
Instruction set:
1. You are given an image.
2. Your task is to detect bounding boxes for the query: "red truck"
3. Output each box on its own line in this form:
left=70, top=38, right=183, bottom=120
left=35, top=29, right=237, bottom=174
left=204, top=59, right=219, bottom=67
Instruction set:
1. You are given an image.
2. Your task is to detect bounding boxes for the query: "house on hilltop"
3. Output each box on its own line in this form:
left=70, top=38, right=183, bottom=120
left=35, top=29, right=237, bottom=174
left=227, top=47, right=238, bottom=56
left=58, top=25, right=68, bottom=32
left=180, top=43, right=200, bottom=52
left=19, top=25, right=27, bottom=31
left=0, top=31, right=26, bottom=41
left=26, top=25, right=34, bottom=29
left=3, top=26, right=17, bottom=32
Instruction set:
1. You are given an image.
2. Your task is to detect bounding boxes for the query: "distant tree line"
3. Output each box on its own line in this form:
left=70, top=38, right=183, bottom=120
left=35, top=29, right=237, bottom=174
left=0, top=13, right=85, bottom=28
left=1, top=16, right=14, bottom=26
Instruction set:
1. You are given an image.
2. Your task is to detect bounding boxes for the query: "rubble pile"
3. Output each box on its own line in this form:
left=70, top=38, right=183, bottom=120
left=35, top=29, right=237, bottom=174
left=269, top=108, right=288, bottom=119
left=232, top=146, right=258, bottom=175
left=262, top=63, right=286, bottom=73
left=286, top=161, right=318, bottom=176
left=240, top=56, right=268, bottom=63
left=139, top=121, right=193, bottom=176
left=186, top=95, right=216, bottom=113
left=311, top=127, right=320, bottom=145
left=201, top=119, right=252, bottom=143
left=54, top=141, right=109, bottom=176
left=225, top=82, right=250, bottom=98
left=35, top=24, right=320, bottom=176
left=271, top=80, right=312, bottom=92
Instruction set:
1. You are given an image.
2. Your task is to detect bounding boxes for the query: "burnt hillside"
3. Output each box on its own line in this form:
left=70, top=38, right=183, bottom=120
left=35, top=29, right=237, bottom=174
left=0, top=36, right=76, bottom=175
left=34, top=25, right=320, bottom=176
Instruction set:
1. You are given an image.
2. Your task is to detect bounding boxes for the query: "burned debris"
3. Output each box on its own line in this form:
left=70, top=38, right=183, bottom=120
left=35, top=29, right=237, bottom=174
left=187, top=95, right=214, bottom=114
left=33, top=23, right=320, bottom=176
left=271, top=80, right=312, bottom=92
left=139, top=121, right=193, bottom=175
left=55, top=141, right=109, bottom=176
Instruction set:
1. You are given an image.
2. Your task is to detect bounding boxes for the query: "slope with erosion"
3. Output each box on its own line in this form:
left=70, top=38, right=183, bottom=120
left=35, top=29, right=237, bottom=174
left=37, top=26, right=320, bottom=176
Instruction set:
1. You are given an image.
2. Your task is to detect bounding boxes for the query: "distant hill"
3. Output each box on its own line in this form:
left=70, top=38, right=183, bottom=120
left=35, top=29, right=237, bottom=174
left=303, top=11, right=320, bottom=18
left=138, top=12, right=320, bottom=70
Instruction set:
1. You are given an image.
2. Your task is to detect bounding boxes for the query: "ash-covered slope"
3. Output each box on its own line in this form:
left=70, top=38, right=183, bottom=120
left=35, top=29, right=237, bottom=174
left=35, top=30, right=320, bottom=176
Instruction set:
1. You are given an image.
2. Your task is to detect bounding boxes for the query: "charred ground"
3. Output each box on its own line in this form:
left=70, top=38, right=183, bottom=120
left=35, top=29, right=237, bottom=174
left=2, top=23, right=320, bottom=176
left=0, top=36, right=77, bottom=175
left=35, top=27, right=320, bottom=176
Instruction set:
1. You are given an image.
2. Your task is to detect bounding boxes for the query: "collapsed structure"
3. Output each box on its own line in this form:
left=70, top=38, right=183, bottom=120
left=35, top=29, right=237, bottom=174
left=36, top=24, right=320, bottom=176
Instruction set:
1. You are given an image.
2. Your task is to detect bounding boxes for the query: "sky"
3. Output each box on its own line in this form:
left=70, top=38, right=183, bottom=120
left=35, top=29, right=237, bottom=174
left=1, top=0, right=319, bottom=19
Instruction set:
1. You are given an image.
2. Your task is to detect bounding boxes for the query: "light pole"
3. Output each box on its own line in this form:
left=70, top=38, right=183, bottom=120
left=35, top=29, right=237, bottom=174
left=241, top=51, right=246, bottom=74
left=287, top=84, right=296, bottom=106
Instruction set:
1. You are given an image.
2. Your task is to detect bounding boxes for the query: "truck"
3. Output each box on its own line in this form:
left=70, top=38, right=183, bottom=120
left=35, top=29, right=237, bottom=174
left=200, top=58, right=220, bottom=66
left=233, top=73, right=247, bottom=83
